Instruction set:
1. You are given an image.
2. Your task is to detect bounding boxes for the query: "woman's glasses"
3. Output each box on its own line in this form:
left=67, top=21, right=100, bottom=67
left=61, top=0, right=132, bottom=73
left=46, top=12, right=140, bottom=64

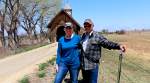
left=65, top=26, right=72, bottom=29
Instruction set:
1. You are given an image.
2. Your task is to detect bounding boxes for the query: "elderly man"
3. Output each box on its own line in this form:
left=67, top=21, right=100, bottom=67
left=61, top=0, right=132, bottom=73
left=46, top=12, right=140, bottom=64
left=80, top=19, right=126, bottom=83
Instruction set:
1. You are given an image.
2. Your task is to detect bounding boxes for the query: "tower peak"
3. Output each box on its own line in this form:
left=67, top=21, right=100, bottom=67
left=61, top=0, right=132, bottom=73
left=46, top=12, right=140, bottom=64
left=64, top=3, right=72, bottom=10
left=63, top=1, right=72, bottom=15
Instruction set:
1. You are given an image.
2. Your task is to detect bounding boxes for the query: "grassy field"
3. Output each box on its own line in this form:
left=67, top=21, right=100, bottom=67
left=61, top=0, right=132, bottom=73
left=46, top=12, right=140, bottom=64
left=98, top=31, right=150, bottom=83
left=24, top=31, right=150, bottom=83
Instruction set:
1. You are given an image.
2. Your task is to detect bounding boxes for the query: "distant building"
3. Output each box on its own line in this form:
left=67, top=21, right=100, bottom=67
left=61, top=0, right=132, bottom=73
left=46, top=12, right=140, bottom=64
left=47, top=3, right=83, bottom=42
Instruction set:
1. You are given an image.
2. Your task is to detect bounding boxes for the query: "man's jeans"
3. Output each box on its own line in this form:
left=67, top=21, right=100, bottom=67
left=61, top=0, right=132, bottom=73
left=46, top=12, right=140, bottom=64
left=82, top=64, right=99, bottom=83
left=54, top=62, right=80, bottom=83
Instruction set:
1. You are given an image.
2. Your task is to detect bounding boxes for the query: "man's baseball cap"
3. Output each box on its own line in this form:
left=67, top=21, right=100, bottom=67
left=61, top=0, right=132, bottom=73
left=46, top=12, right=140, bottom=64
left=84, top=19, right=93, bottom=25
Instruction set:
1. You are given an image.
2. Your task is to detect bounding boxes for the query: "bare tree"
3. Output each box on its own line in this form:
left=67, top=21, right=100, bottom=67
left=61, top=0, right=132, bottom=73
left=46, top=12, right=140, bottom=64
left=19, top=0, right=61, bottom=44
left=0, top=0, right=61, bottom=48
left=0, top=0, right=8, bottom=47
left=19, top=2, right=41, bottom=44
left=3, top=0, right=20, bottom=49
left=37, top=0, right=61, bottom=42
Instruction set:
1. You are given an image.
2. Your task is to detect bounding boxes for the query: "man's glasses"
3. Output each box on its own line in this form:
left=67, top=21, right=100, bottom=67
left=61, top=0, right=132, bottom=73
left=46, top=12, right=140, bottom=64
left=84, top=23, right=91, bottom=27
left=84, top=25, right=91, bottom=27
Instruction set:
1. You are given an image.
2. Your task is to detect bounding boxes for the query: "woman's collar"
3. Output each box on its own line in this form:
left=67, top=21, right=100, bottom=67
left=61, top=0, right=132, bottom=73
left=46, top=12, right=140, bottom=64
left=65, top=33, right=74, bottom=39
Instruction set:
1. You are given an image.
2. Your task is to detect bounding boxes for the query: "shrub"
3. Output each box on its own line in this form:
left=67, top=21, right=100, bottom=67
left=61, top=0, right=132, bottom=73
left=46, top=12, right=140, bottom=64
left=38, top=63, right=48, bottom=71
left=115, top=29, right=126, bottom=34
left=18, top=75, right=30, bottom=83
left=37, top=70, right=46, bottom=78
left=101, top=29, right=109, bottom=34
left=47, top=57, right=56, bottom=65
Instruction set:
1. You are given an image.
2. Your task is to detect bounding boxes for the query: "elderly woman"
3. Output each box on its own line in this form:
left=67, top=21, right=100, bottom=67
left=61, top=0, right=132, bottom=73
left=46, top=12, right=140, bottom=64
left=54, top=22, right=81, bottom=83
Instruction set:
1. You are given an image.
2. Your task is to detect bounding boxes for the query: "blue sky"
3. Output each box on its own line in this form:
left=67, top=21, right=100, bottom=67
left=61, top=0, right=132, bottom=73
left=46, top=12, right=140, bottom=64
left=63, top=0, right=150, bottom=31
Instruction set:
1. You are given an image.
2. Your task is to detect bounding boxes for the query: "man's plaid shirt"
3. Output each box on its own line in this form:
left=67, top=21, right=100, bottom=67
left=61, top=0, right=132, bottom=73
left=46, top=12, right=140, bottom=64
left=80, top=31, right=120, bottom=70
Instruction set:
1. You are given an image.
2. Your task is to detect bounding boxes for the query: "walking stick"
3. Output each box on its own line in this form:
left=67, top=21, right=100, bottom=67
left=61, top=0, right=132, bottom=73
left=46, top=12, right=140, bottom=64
left=117, top=50, right=124, bottom=83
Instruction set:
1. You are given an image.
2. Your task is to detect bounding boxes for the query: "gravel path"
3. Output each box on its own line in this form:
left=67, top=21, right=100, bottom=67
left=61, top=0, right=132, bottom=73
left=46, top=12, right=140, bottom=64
left=0, top=43, right=57, bottom=83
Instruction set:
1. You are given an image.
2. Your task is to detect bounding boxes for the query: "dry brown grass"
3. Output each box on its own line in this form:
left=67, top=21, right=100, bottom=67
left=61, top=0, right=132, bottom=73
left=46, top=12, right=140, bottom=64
left=107, top=31, right=150, bottom=60
left=28, top=64, right=56, bottom=83
left=101, top=31, right=150, bottom=83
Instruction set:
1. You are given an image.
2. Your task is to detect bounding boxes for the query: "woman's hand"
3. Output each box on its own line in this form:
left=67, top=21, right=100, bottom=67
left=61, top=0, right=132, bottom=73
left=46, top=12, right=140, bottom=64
left=55, top=64, right=59, bottom=72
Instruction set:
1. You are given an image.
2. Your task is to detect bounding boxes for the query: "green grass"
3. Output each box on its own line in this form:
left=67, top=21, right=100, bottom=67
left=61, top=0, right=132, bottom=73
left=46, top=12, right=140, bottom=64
left=37, top=57, right=56, bottom=78
left=37, top=70, right=46, bottom=78
left=14, top=43, right=49, bottom=54
left=47, top=57, right=56, bottom=65
left=38, top=62, right=49, bottom=71
left=18, top=75, right=30, bottom=83
left=1, top=43, right=49, bottom=59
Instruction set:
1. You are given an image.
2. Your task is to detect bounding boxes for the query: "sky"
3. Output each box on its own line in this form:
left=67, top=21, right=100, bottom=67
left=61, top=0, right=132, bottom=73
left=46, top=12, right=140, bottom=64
left=63, top=0, right=150, bottom=31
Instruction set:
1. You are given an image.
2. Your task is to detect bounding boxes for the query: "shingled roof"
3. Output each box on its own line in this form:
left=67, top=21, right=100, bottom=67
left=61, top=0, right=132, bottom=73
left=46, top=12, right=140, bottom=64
left=47, top=9, right=81, bottom=31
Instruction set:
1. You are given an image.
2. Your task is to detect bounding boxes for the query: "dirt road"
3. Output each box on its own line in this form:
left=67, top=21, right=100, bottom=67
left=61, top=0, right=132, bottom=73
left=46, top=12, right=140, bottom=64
left=0, top=43, right=57, bottom=83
